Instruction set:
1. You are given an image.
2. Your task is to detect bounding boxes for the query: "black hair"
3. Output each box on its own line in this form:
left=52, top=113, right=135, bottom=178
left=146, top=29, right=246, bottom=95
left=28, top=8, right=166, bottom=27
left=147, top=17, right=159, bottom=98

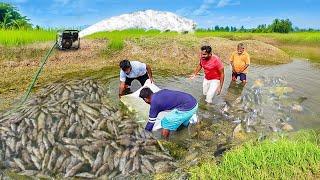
left=201, top=45, right=212, bottom=54
left=139, top=87, right=153, bottom=99
left=119, top=59, right=131, bottom=71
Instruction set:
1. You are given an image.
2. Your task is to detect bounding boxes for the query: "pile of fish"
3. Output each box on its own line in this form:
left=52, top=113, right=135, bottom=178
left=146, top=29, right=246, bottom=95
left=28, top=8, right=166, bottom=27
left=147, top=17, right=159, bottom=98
left=0, top=79, right=175, bottom=178
left=223, top=77, right=304, bottom=133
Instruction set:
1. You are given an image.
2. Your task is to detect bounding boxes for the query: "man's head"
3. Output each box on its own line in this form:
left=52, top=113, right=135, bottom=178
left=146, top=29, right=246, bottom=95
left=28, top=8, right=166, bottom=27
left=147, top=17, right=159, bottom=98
left=139, top=87, right=153, bottom=104
left=119, top=59, right=132, bottom=75
left=237, top=43, right=245, bottom=55
left=200, top=45, right=212, bottom=60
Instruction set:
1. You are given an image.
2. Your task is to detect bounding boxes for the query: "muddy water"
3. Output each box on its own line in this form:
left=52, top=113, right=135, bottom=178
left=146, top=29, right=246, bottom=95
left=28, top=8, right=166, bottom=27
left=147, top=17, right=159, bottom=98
left=106, top=59, right=320, bottom=132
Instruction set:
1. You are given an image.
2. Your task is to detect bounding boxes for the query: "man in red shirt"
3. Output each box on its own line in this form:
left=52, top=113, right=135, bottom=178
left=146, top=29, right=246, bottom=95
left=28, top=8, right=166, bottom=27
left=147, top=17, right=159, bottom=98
left=190, top=45, right=225, bottom=103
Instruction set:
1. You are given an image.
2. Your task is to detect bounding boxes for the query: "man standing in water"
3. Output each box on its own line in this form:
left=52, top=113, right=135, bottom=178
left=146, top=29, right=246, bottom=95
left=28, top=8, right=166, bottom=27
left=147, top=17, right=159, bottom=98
left=230, top=43, right=250, bottom=84
left=139, top=87, right=198, bottom=139
left=190, top=45, right=225, bottom=103
left=118, top=59, right=154, bottom=98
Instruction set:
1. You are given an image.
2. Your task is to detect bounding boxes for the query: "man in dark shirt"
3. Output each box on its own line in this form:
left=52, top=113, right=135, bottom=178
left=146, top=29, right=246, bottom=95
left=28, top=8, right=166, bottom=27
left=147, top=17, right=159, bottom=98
left=139, top=87, right=198, bottom=139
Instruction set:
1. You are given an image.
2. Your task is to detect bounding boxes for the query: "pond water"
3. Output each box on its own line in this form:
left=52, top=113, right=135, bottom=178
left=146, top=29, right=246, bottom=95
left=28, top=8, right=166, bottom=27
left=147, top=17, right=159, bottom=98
left=106, top=59, right=320, bottom=133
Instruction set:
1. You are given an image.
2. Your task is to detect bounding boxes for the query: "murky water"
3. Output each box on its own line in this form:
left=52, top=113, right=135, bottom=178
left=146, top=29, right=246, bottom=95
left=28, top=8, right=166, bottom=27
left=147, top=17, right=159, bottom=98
left=106, top=59, right=320, bottom=132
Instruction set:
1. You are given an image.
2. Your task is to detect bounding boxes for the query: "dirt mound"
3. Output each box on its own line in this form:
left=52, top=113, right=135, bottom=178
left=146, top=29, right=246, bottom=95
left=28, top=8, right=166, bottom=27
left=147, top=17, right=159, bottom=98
left=115, top=36, right=290, bottom=74
left=201, top=37, right=290, bottom=64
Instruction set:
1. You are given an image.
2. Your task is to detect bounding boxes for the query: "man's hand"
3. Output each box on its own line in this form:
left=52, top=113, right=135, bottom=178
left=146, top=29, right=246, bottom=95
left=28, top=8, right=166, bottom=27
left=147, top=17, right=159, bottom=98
left=216, top=87, right=222, bottom=95
left=189, top=74, right=196, bottom=80
left=161, top=129, right=170, bottom=140
left=149, top=77, right=154, bottom=84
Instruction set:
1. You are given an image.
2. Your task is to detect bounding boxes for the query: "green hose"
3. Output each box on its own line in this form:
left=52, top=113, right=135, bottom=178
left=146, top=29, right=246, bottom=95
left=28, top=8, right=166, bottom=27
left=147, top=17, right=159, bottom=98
left=21, top=41, right=57, bottom=103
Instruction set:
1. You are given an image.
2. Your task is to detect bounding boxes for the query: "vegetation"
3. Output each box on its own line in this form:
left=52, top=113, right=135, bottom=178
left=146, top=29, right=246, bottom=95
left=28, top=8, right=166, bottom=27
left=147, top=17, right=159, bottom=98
left=195, top=31, right=320, bottom=46
left=0, top=29, right=56, bottom=46
left=87, top=29, right=177, bottom=55
left=0, top=3, right=320, bottom=179
left=198, top=18, right=302, bottom=33
left=189, top=130, right=320, bottom=179
left=195, top=31, right=320, bottom=61
left=0, top=2, right=32, bottom=29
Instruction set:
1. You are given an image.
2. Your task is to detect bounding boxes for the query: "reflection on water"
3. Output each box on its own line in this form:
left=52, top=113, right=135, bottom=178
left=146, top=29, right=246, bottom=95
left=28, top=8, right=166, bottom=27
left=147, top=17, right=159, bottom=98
left=106, top=60, right=320, bottom=132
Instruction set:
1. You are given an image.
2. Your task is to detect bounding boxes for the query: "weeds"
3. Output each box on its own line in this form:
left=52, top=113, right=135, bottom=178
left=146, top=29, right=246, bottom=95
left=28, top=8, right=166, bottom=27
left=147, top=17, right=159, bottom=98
left=189, top=130, right=320, bottom=179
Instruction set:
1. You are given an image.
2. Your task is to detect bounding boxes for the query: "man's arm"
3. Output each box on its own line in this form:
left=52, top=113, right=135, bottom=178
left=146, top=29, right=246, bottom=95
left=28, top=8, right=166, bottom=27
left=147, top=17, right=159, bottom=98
left=231, top=61, right=236, bottom=73
left=145, top=117, right=156, bottom=131
left=190, top=64, right=202, bottom=79
left=146, top=64, right=154, bottom=83
left=239, top=54, right=250, bottom=73
left=145, top=103, right=159, bottom=132
left=239, top=64, right=249, bottom=73
left=230, top=53, right=236, bottom=73
left=118, top=81, right=126, bottom=98
left=217, top=68, right=224, bottom=95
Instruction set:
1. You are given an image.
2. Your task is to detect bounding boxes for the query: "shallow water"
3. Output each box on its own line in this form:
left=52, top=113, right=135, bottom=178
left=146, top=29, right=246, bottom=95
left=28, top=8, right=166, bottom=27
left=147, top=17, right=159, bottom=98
left=106, top=59, right=320, bottom=131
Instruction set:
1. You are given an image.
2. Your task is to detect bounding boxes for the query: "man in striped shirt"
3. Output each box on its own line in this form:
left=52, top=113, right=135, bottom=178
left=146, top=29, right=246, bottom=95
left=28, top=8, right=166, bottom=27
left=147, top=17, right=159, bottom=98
left=139, top=87, right=198, bottom=139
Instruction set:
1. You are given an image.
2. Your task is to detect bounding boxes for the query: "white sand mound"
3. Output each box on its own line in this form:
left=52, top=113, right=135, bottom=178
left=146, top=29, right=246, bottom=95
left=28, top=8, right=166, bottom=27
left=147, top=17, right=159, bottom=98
left=79, top=10, right=196, bottom=37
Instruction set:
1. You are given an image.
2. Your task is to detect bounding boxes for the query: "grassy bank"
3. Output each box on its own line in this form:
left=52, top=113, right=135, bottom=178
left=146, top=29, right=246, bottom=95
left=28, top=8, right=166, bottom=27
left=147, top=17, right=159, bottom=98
left=1, top=29, right=318, bottom=61
left=87, top=29, right=178, bottom=55
left=87, top=30, right=320, bottom=62
left=0, top=29, right=56, bottom=46
left=195, top=32, right=320, bottom=45
left=189, top=130, right=320, bottom=179
left=195, top=31, right=320, bottom=62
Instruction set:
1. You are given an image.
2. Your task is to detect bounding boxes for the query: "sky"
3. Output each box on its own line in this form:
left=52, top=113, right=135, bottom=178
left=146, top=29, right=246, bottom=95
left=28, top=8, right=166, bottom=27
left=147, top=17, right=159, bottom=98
left=4, top=0, right=320, bottom=29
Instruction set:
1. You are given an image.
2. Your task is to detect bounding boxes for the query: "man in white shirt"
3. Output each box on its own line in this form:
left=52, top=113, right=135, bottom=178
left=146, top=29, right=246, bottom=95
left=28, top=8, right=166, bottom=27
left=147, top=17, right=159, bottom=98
left=119, top=59, right=154, bottom=98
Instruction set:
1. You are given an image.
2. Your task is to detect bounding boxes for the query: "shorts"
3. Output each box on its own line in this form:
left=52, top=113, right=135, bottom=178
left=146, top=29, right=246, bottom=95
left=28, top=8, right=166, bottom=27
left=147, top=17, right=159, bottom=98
left=161, top=104, right=198, bottom=131
left=232, top=72, right=247, bottom=81
left=125, top=73, right=149, bottom=86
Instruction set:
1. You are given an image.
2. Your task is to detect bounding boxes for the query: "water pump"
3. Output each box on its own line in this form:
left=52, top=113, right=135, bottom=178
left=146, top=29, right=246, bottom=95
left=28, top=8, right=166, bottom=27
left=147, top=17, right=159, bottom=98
left=56, top=30, right=80, bottom=50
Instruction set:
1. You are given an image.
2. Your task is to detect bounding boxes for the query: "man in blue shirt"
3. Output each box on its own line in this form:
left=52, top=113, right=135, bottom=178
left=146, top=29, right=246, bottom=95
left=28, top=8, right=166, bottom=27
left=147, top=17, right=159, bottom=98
left=139, top=87, right=198, bottom=139
left=119, top=60, right=154, bottom=98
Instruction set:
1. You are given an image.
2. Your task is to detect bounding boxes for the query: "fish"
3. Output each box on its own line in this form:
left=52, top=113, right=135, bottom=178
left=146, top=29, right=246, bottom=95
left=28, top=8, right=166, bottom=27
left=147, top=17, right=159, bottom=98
left=75, top=172, right=96, bottom=179
left=95, top=163, right=109, bottom=177
left=64, top=162, right=84, bottom=177
left=119, top=149, right=130, bottom=172
left=0, top=79, right=176, bottom=178
left=141, top=155, right=155, bottom=173
left=102, top=145, right=111, bottom=164
left=92, top=149, right=103, bottom=173
left=113, top=148, right=123, bottom=168
left=13, top=158, right=26, bottom=170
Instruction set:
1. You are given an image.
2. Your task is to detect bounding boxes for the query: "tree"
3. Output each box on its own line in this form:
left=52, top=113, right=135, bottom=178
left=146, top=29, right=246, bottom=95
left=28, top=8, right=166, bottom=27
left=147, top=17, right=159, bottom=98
left=239, top=26, right=245, bottom=32
left=225, top=26, right=230, bottom=32
left=269, top=18, right=292, bottom=33
left=0, top=2, right=32, bottom=29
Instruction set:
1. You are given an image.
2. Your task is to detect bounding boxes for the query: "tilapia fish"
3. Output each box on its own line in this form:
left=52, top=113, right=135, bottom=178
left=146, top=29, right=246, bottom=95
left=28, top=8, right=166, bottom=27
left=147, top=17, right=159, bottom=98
left=0, top=79, right=175, bottom=178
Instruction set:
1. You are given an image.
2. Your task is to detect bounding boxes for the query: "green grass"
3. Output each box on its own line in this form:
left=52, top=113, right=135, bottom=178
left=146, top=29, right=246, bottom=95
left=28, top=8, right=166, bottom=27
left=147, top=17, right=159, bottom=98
left=87, top=29, right=320, bottom=60
left=195, top=31, right=320, bottom=46
left=189, top=130, right=320, bottom=180
left=87, top=29, right=178, bottom=53
left=0, top=29, right=56, bottom=46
